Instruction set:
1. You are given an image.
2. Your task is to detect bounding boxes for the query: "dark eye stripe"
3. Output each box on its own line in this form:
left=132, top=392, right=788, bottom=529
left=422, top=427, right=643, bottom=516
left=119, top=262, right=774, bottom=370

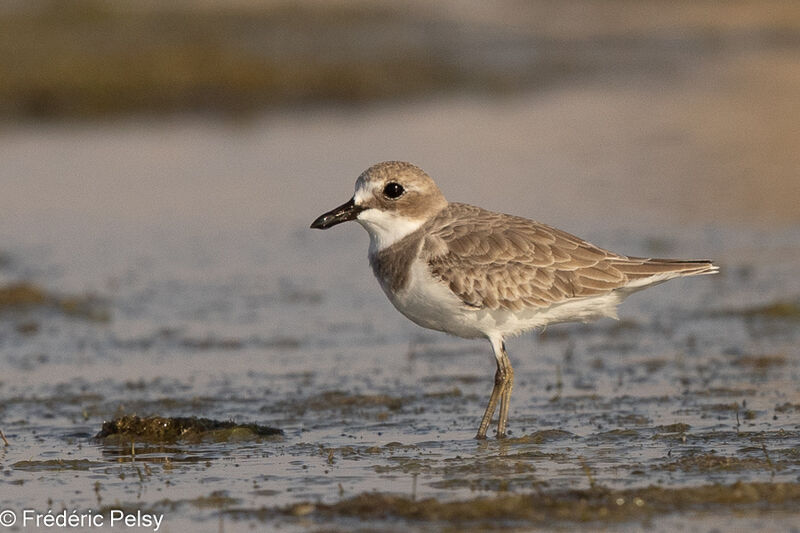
left=383, top=182, right=404, bottom=199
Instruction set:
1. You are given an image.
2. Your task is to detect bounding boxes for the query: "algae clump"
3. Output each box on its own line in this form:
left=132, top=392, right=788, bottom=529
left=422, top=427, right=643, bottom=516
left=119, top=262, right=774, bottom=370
left=95, top=415, right=282, bottom=443
left=0, top=281, right=110, bottom=322
left=263, top=481, right=800, bottom=526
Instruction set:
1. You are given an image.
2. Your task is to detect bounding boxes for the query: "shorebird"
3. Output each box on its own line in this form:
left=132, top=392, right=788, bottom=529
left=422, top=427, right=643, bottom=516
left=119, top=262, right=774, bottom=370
left=311, top=161, right=718, bottom=439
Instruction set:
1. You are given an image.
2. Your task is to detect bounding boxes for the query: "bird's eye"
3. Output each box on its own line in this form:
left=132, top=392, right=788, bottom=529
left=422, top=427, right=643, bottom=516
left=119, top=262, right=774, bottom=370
left=383, top=182, right=405, bottom=199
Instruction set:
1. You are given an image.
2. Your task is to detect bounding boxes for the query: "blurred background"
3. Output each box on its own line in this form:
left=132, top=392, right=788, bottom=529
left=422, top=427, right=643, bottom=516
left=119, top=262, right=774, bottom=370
left=1, top=1, right=799, bottom=530
left=2, top=0, right=799, bottom=230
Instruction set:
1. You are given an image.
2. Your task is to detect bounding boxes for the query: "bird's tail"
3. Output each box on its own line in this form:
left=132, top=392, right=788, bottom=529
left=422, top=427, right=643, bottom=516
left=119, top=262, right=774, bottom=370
left=612, top=258, right=719, bottom=289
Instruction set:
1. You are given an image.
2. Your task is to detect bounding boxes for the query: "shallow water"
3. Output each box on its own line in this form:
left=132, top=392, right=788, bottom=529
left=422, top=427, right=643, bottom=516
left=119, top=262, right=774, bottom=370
left=1, top=84, right=800, bottom=531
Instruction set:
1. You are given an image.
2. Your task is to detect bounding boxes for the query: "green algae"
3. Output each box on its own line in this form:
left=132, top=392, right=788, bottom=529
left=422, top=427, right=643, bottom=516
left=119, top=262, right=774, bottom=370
left=775, top=402, right=800, bottom=413
left=189, top=491, right=240, bottom=510
left=749, top=301, right=800, bottom=319
left=657, top=453, right=782, bottom=473
left=294, top=390, right=405, bottom=414
left=229, top=481, right=800, bottom=526
left=718, top=300, right=800, bottom=320
left=13, top=459, right=105, bottom=471
left=503, top=429, right=574, bottom=445
left=0, top=1, right=500, bottom=120
left=0, top=282, right=47, bottom=307
left=0, top=281, right=110, bottom=322
left=655, top=423, right=691, bottom=433
left=127, top=492, right=241, bottom=513
left=733, top=353, right=788, bottom=369
left=614, top=413, right=652, bottom=426
left=95, top=415, right=282, bottom=443
left=595, top=428, right=641, bottom=440
left=15, top=321, right=40, bottom=335
left=424, top=387, right=463, bottom=399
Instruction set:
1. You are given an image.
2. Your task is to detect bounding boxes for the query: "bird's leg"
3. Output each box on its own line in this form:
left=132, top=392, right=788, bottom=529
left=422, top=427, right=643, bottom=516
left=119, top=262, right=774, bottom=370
left=476, top=338, right=513, bottom=439
left=495, top=342, right=514, bottom=439
left=476, top=363, right=504, bottom=439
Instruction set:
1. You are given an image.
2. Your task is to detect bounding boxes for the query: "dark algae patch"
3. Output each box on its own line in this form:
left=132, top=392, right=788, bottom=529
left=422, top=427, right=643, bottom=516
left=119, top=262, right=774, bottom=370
left=746, top=300, right=800, bottom=319
left=289, top=390, right=405, bottom=414
left=0, top=282, right=46, bottom=307
left=504, top=429, right=575, bottom=444
left=775, top=402, right=800, bottom=413
left=658, top=452, right=783, bottom=473
left=13, top=459, right=105, bottom=471
left=95, top=415, right=282, bottom=443
left=655, top=423, right=691, bottom=433
left=717, top=299, right=800, bottom=320
left=0, top=2, right=492, bottom=120
left=0, top=281, right=110, bottom=322
left=7, top=0, right=794, bottom=121
left=231, top=482, right=800, bottom=527
left=309, top=390, right=404, bottom=411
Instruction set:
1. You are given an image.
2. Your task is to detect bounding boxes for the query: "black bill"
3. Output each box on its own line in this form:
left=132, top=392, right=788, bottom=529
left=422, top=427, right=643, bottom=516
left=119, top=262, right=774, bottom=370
left=310, top=197, right=365, bottom=229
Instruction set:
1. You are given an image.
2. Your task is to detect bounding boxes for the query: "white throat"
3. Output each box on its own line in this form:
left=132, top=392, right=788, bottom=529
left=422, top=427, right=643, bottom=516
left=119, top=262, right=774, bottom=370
left=357, top=209, right=425, bottom=254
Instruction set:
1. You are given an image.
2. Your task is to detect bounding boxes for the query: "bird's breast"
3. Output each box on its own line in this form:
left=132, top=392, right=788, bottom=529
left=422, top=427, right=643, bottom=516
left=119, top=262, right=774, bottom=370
left=374, top=256, right=487, bottom=339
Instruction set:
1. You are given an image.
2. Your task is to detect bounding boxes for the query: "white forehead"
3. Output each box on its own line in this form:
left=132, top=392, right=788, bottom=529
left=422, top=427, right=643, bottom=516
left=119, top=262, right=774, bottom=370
left=353, top=175, right=375, bottom=205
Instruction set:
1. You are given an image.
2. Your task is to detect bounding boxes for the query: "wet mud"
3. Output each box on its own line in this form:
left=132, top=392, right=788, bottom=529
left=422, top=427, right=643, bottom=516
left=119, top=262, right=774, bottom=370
left=1, top=232, right=799, bottom=531
left=1, top=279, right=797, bottom=531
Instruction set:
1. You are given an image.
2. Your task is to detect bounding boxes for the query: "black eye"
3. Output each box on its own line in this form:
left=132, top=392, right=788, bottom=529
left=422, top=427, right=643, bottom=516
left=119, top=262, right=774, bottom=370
left=383, top=182, right=405, bottom=199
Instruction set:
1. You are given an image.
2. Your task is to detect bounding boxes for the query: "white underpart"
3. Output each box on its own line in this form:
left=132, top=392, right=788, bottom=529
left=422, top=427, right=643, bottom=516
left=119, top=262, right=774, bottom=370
left=357, top=209, right=425, bottom=254
left=382, top=259, right=481, bottom=337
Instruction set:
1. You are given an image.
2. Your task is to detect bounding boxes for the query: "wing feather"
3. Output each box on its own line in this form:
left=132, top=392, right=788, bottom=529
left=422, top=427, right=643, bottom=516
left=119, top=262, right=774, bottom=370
left=423, top=203, right=716, bottom=311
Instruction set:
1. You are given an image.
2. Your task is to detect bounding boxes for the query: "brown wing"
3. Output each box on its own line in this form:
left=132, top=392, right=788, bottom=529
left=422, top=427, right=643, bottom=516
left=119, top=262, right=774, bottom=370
left=423, top=203, right=715, bottom=311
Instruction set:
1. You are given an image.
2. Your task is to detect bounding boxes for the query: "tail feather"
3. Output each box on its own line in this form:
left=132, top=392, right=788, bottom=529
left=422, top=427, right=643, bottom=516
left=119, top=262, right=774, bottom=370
left=617, top=258, right=718, bottom=276
left=611, top=258, right=719, bottom=290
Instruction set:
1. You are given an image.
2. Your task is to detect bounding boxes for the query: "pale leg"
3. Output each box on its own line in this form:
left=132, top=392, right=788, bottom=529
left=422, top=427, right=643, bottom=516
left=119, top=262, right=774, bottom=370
left=476, top=338, right=514, bottom=439
left=496, top=343, right=514, bottom=438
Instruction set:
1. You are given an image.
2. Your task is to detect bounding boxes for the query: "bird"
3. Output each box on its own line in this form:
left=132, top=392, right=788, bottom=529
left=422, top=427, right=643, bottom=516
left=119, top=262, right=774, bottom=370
left=310, top=161, right=718, bottom=439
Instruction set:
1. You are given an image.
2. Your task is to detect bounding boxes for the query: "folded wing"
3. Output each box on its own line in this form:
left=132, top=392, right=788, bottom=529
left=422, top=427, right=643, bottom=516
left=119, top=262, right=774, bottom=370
left=423, top=203, right=717, bottom=312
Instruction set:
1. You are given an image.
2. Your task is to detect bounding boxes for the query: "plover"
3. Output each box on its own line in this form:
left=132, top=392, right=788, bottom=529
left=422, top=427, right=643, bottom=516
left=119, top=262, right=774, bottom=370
left=311, top=161, right=718, bottom=439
